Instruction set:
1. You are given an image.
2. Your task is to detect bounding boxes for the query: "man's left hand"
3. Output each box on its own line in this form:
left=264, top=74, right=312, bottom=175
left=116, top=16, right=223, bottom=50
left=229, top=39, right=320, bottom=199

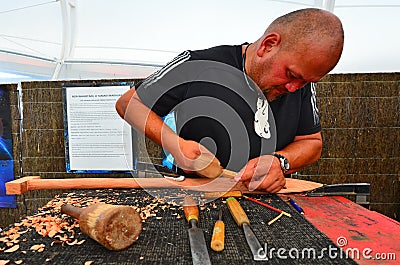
left=235, top=155, right=286, bottom=193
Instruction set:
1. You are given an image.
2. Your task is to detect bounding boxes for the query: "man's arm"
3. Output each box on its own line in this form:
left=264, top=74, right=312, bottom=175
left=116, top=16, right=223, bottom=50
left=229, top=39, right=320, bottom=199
left=115, top=88, right=211, bottom=173
left=116, top=88, right=176, bottom=149
left=236, top=132, right=322, bottom=193
left=275, top=132, right=322, bottom=173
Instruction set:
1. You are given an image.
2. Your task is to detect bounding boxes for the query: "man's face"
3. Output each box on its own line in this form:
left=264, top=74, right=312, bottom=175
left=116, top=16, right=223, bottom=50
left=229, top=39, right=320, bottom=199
left=250, top=46, right=333, bottom=101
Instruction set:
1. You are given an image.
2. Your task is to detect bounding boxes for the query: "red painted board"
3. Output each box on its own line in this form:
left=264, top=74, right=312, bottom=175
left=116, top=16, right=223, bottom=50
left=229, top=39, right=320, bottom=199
left=281, top=195, right=399, bottom=265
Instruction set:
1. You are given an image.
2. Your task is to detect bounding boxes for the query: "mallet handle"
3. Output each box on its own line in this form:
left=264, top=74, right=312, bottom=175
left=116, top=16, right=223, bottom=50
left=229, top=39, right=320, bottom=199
left=61, top=204, right=82, bottom=220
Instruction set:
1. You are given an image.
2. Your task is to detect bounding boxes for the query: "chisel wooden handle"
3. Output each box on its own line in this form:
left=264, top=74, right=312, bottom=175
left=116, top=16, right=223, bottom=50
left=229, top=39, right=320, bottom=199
left=183, top=195, right=199, bottom=223
left=211, top=220, right=224, bottom=251
left=211, top=208, right=225, bottom=252
left=202, top=190, right=242, bottom=199
left=226, top=197, right=250, bottom=227
left=194, top=153, right=237, bottom=179
left=221, top=169, right=237, bottom=179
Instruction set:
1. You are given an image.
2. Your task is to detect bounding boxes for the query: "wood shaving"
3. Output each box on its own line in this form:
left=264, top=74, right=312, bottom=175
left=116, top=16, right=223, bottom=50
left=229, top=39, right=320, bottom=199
left=4, top=245, right=19, bottom=253
left=30, top=244, right=45, bottom=252
left=0, top=193, right=95, bottom=251
left=14, top=260, right=23, bottom=265
left=66, top=239, right=79, bottom=246
left=0, top=260, right=10, bottom=265
left=84, top=261, right=93, bottom=265
left=0, top=189, right=197, bottom=257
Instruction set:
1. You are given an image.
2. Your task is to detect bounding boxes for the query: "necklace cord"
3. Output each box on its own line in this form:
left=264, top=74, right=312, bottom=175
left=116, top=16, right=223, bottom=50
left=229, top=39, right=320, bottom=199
left=242, top=44, right=257, bottom=93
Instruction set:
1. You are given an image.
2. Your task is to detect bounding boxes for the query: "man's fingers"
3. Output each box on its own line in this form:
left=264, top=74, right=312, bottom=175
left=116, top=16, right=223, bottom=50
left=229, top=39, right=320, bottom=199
left=248, top=178, right=264, bottom=191
left=235, top=160, right=258, bottom=181
left=263, top=177, right=286, bottom=193
left=242, top=173, right=286, bottom=193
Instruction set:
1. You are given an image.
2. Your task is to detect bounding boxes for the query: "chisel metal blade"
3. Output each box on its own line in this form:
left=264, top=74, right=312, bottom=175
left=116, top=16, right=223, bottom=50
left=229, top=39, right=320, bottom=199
left=243, top=223, right=267, bottom=260
left=188, top=224, right=211, bottom=265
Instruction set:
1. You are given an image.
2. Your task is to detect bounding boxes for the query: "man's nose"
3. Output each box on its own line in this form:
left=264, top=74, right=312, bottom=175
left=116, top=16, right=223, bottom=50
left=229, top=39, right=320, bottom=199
left=285, top=80, right=307, bottom=92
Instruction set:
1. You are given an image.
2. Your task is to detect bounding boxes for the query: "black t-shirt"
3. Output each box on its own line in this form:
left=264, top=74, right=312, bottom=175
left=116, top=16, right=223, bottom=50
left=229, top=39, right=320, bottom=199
left=136, top=45, right=321, bottom=171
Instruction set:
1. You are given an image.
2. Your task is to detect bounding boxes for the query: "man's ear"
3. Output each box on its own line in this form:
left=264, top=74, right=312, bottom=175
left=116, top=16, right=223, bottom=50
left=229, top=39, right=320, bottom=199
left=257, top=33, right=281, bottom=57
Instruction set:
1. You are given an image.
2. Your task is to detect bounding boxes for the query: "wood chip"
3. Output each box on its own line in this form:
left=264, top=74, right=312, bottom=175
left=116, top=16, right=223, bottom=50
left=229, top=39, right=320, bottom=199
left=4, top=245, right=19, bottom=253
left=30, top=244, right=45, bottom=252
left=84, top=261, right=93, bottom=265
left=48, top=230, right=57, bottom=238
left=76, top=239, right=85, bottom=245
left=66, top=239, right=78, bottom=246
left=0, top=260, right=10, bottom=265
left=14, top=260, right=23, bottom=265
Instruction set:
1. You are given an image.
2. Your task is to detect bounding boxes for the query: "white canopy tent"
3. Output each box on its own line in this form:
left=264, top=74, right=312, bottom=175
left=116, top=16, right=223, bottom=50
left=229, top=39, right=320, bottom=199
left=0, top=0, right=399, bottom=83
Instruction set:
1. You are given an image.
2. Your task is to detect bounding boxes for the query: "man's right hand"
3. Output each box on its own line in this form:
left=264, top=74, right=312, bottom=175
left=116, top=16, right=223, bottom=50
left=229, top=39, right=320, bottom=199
left=116, top=88, right=217, bottom=176
left=171, top=138, right=216, bottom=174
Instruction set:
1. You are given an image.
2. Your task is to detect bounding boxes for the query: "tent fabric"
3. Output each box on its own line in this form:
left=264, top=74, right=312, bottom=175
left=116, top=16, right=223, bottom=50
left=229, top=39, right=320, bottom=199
left=1, top=0, right=399, bottom=82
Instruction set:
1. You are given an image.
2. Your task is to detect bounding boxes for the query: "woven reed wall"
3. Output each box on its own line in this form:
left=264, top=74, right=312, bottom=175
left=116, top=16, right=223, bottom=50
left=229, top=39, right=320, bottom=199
left=0, top=73, right=399, bottom=227
left=300, top=73, right=399, bottom=220
left=0, top=79, right=139, bottom=227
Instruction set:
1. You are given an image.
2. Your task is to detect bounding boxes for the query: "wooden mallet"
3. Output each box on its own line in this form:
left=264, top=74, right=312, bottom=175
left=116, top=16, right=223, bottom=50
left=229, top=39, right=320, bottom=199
left=61, top=203, right=142, bottom=251
left=193, top=153, right=237, bottom=179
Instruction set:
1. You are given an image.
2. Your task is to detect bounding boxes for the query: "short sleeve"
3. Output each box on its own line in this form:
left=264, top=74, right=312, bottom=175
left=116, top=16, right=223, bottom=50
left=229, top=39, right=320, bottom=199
left=136, top=51, right=191, bottom=117
left=296, top=83, right=322, bottom=135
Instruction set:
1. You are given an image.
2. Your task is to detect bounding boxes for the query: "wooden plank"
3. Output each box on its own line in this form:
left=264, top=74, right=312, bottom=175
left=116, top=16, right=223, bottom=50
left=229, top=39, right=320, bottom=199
left=5, top=176, right=40, bottom=195
left=6, top=176, right=323, bottom=195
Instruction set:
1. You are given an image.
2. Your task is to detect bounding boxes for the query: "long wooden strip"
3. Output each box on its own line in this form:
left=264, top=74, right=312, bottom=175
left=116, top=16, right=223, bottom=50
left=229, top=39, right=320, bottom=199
left=6, top=176, right=323, bottom=195
left=6, top=176, right=238, bottom=194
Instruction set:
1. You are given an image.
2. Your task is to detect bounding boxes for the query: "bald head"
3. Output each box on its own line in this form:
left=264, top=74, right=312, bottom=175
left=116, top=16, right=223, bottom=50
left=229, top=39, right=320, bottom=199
left=258, top=8, right=344, bottom=72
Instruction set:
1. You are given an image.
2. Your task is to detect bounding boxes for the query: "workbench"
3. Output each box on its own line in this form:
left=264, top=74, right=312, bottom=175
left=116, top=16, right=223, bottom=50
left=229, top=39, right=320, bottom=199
left=0, top=189, right=398, bottom=265
left=289, top=195, right=399, bottom=265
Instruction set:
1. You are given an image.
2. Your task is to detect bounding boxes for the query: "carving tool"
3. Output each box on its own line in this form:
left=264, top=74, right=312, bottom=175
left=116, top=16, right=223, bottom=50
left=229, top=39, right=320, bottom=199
left=306, top=183, right=371, bottom=206
left=201, top=190, right=243, bottom=199
left=193, top=153, right=237, bottom=179
left=226, top=197, right=266, bottom=260
left=183, top=195, right=211, bottom=265
left=60, top=203, right=142, bottom=251
left=211, top=208, right=225, bottom=252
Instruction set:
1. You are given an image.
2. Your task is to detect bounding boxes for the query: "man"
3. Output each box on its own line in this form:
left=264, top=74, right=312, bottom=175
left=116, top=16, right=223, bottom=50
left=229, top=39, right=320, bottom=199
left=116, top=8, right=344, bottom=193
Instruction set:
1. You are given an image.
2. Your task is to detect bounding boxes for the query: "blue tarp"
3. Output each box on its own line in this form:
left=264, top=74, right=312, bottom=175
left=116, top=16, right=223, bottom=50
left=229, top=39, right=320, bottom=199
left=0, top=159, right=16, bottom=208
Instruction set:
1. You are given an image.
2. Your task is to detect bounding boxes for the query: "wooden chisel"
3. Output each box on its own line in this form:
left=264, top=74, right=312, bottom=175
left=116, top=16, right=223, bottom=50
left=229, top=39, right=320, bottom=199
left=193, top=153, right=237, bottom=179
left=211, top=208, right=225, bottom=251
left=183, top=196, right=211, bottom=265
left=226, top=197, right=266, bottom=260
